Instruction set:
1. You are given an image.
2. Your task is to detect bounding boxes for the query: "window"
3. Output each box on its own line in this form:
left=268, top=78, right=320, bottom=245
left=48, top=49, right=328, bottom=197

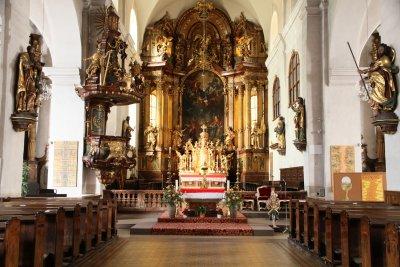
left=273, top=77, right=280, bottom=120
left=149, top=94, right=157, bottom=126
left=129, top=9, right=138, bottom=50
left=250, top=94, right=258, bottom=125
left=288, top=51, right=300, bottom=106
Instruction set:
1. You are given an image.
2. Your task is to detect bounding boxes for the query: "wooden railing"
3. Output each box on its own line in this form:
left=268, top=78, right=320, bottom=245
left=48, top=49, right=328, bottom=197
left=104, top=190, right=166, bottom=210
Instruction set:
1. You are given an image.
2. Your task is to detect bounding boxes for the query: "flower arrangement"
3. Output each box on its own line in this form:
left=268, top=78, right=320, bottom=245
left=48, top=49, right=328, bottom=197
left=224, top=184, right=243, bottom=208
left=162, top=185, right=183, bottom=206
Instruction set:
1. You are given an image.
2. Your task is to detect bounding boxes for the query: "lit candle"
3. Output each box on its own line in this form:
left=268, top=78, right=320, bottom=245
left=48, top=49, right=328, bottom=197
left=169, top=147, right=172, bottom=155
left=175, top=179, right=179, bottom=189
left=227, top=180, right=230, bottom=190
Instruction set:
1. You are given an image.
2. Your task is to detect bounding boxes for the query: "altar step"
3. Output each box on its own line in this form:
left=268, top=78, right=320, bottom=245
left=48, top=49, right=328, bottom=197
left=130, top=221, right=274, bottom=236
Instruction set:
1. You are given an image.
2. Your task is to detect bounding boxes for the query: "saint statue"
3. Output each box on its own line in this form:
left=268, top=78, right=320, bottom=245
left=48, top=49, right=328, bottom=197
left=224, top=127, right=236, bottom=150
left=274, top=116, right=286, bottom=150
left=359, top=33, right=398, bottom=114
left=172, top=128, right=183, bottom=149
left=250, top=122, right=263, bottom=149
left=291, top=97, right=306, bottom=142
left=144, top=124, right=158, bottom=151
left=121, top=116, right=134, bottom=139
left=16, top=34, right=43, bottom=113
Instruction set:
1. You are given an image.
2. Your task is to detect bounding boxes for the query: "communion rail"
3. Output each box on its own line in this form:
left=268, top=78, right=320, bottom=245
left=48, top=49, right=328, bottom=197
left=103, top=190, right=166, bottom=211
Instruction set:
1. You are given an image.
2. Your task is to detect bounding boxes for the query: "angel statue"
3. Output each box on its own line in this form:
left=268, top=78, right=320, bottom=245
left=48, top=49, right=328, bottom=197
left=274, top=116, right=286, bottom=150
left=144, top=124, right=158, bottom=151
left=84, top=43, right=105, bottom=83
left=121, top=116, right=134, bottom=139
left=291, top=97, right=306, bottom=143
left=359, top=32, right=398, bottom=114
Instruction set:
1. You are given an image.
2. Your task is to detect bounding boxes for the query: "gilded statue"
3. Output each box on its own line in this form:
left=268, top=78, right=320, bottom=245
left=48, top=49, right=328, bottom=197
left=172, top=128, right=183, bottom=149
left=102, top=38, right=123, bottom=85
left=84, top=43, right=105, bottom=82
left=156, top=35, right=173, bottom=59
left=224, top=126, right=235, bottom=151
left=128, top=60, right=145, bottom=91
left=291, top=97, right=306, bottom=143
left=121, top=116, right=134, bottom=139
left=16, top=34, right=43, bottom=113
left=274, top=116, right=285, bottom=150
left=359, top=33, right=398, bottom=114
left=144, top=124, right=158, bottom=151
left=235, top=35, right=252, bottom=59
left=223, top=35, right=233, bottom=69
left=250, top=122, right=264, bottom=149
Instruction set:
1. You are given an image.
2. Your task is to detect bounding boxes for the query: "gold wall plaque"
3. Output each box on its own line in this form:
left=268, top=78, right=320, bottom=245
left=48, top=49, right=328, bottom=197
left=330, top=146, right=355, bottom=192
left=53, top=141, right=79, bottom=187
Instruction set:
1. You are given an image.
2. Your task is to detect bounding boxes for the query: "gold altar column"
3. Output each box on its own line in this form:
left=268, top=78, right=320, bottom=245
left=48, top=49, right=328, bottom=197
left=257, top=82, right=266, bottom=148
left=227, top=78, right=234, bottom=130
left=244, top=81, right=252, bottom=149
left=237, top=85, right=244, bottom=150
left=156, top=79, right=164, bottom=149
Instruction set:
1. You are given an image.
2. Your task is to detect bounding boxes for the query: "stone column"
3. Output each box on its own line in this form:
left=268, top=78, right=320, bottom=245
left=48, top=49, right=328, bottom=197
left=380, top=0, right=400, bottom=191
left=302, top=0, right=325, bottom=196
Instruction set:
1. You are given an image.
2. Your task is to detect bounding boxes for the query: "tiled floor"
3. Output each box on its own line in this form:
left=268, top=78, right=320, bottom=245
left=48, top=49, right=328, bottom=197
left=76, top=235, right=324, bottom=267
left=75, top=212, right=324, bottom=267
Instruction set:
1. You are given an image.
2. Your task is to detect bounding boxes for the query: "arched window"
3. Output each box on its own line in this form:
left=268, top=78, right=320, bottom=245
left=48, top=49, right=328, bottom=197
left=273, top=77, right=280, bottom=120
left=129, top=9, right=138, bottom=50
left=288, top=51, right=300, bottom=106
left=250, top=93, right=258, bottom=125
left=149, top=94, right=157, bottom=126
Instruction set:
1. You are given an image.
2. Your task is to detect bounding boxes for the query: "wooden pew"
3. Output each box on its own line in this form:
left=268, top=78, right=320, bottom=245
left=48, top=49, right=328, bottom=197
left=385, top=222, right=400, bottom=267
left=291, top=198, right=400, bottom=266
left=0, top=217, right=20, bottom=267
left=0, top=198, right=114, bottom=266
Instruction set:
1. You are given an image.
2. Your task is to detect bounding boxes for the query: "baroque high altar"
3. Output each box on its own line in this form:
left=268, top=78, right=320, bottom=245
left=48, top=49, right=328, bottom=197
left=138, top=0, right=269, bottom=185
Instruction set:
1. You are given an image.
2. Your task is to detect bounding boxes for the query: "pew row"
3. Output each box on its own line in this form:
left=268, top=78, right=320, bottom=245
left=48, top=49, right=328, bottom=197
left=289, top=198, right=400, bottom=267
left=0, top=198, right=117, bottom=267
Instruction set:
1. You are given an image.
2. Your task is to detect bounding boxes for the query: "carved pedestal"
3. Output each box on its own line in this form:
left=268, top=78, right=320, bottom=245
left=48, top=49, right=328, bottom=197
left=372, top=111, right=399, bottom=134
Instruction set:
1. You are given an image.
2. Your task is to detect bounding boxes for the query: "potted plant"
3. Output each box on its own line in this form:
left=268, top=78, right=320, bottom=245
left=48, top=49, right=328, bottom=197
left=225, top=185, right=243, bottom=218
left=196, top=206, right=207, bottom=218
left=162, top=185, right=183, bottom=218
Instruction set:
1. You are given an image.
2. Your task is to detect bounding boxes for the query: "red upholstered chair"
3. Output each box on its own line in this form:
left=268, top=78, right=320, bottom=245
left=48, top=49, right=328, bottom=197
left=256, top=186, right=272, bottom=211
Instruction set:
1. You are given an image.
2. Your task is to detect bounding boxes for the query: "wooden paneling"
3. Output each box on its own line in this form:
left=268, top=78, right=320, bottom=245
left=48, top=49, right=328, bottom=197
left=280, top=166, right=304, bottom=190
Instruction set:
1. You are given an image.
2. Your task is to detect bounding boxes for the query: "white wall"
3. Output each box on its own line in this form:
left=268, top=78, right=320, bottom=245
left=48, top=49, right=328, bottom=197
left=0, top=0, right=32, bottom=197
left=379, top=0, right=400, bottom=191
left=266, top=1, right=305, bottom=182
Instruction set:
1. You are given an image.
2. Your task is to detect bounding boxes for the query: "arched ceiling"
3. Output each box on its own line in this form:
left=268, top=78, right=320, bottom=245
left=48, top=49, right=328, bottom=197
left=134, top=0, right=277, bottom=49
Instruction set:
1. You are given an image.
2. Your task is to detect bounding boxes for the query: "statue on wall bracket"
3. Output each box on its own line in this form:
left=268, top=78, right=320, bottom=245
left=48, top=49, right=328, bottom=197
left=357, top=32, right=399, bottom=134
left=270, top=116, right=286, bottom=155
left=291, top=97, right=306, bottom=151
left=11, top=34, right=50, bottom=132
